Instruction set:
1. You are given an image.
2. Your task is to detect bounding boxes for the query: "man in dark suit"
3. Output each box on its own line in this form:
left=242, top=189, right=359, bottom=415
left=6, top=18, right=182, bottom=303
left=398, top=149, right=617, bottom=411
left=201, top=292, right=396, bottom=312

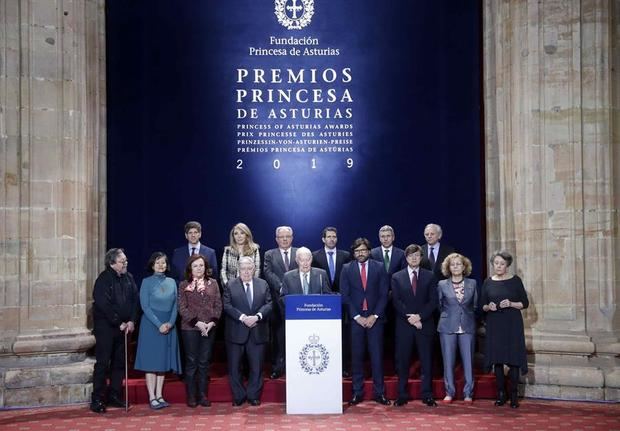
left=370, top=225, right=407, bottom=277
left=282, top=247, right=332, bottom=296
left=420, top=223, right=455, bottom=280
left=223, top=256, right=272, bottom=406
left=392, top=244, right=439, bottom=407
left=311, top=227, right=352, bottom=376
left=311, top=227, right=351, bottom=292
left=262, top=225, right=297, bottom=379
left=340, top=238, right=391, bottom=406
left=172, top=221, right=218, bottom=281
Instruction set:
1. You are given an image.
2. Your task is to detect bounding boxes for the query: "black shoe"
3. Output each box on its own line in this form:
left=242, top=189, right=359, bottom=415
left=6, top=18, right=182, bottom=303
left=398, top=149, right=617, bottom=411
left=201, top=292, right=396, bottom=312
left=494, top=390, right=506, bottom=406
left=89, top=400, right=106, bottom=413
left=198, top=398, right=211, bottom=407
left=248, top=399, right=261, bottom=406
left=232, top=398, right=246, bottom=407
left=422, top=398, right=437, bottom=407
left=107, top=395, right=127, bottom=408
left=187, top=399, right=197, bottom=408
left=510, top=392, right=519, bottom=408
left=342, top=370, right=351, bottom=378
left=373, top=395, right=391, bottom=405
left=349, top=394, right=363, bottom=405
left=394, top=398, right=408, bottom=407
left=270, top=370, right=283, bottom=379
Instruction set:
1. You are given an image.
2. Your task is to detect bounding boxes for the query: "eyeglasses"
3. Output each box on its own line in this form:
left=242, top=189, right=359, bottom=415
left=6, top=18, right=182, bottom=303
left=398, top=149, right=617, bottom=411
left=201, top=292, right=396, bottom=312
left=353, top=249, right=369, bottom=255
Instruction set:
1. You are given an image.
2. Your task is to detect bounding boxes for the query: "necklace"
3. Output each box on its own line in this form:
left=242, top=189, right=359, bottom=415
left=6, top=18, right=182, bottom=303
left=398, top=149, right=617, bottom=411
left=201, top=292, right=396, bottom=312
left=451, top=278, right=464, bottom=284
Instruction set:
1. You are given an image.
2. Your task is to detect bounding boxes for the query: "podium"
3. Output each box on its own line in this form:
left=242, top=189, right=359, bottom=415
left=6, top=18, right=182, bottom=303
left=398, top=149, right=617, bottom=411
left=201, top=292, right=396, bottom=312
left=284, top=294, right=342, bottom=414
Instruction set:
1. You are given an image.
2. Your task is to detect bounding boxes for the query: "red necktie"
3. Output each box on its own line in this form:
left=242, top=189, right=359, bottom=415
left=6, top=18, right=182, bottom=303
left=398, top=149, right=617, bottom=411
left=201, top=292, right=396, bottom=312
left=361, top=262, right=368, bottom=311
left=411, top=270, right=418, bottom=295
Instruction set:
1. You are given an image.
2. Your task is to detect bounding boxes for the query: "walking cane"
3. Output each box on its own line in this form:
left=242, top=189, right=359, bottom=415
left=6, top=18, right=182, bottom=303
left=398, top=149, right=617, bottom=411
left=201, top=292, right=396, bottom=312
left=124, top=330, right=129, bottom=413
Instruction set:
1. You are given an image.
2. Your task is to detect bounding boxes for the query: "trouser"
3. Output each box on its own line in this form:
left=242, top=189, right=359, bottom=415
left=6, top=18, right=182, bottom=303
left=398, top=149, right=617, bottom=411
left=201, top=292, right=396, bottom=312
left=182, top=330, right=216, bottom=401
left=92, top=325, right=125, bottom=401
left=439, top=332, right=475, bottom=398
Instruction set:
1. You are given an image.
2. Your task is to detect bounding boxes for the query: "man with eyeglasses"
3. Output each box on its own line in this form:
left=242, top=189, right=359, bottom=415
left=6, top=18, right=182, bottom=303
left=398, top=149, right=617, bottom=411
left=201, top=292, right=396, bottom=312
left=90, top=248, right=139, bottom=413
left=340, top=238, right=390, bottom=406
left=263, top=226, right=298, bottom=379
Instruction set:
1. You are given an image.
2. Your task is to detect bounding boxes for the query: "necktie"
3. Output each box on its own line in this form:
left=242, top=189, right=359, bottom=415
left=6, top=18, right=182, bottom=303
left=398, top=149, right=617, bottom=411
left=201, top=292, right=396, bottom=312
left=283, top=250, right=290, bottom=271
left=303, top=273, right=309, bottom=295
left=383, top=249, right=390, bottom=271
left=327, top=251, right=336, bottom=282
left=191, top=247, right=196, bottom=256
left=429, top=246, right=435, bottom=268
left=245, top=282, right=252, bottom=308
left=411, top=270, right=418, bottom=295
left=361, top=262, right=368, bottom=311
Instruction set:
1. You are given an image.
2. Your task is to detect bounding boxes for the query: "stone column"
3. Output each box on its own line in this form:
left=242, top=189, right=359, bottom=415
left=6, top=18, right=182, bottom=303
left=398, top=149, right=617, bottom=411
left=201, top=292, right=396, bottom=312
left=484, top=0, right=620, bottom=400
left=0, top=0, right=105, bottom=407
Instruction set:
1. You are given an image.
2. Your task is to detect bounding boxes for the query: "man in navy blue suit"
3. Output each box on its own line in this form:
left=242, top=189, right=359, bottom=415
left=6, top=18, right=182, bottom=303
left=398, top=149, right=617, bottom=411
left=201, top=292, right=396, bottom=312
left=172, top=221, right=218, bottom=281
left=392, top=244, right=439, bottom=407
left=370, top=225, right=407, bottom=276
left=311, top=227, right=352, bottom=377
left=340, top=238, right=391, bottom=406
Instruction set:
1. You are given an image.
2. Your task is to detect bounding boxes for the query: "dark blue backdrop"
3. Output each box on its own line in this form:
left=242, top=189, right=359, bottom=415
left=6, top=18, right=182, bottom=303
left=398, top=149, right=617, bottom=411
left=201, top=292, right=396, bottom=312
left=106, top=1, right=484, bottom=283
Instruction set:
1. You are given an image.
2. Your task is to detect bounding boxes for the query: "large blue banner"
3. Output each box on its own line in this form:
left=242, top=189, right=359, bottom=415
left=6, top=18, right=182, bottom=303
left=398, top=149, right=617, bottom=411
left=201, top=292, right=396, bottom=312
left=106, top=1, right=483, bottom=281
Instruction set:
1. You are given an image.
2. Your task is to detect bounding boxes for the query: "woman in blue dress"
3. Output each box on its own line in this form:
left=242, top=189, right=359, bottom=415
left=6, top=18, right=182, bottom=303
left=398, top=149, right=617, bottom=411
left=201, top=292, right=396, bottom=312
left=134, top=252, right=182, bottom=409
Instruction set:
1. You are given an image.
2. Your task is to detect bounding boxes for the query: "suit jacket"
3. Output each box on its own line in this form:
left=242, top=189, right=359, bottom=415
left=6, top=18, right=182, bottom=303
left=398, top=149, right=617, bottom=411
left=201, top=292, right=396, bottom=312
left=223, top=277, right=272, bottom=344
left=370, top=246, right=407, bottom=277
left=340, top=259, right=389, bottom=320
left=172, top=244, right=219, bottom=282
left=391, top=267, right=438, bottom=335
left=311, top=248, right=351, bottom=292
left=263, top=247, right=298, bottom=296
left=420, top=243, right=455, bottom=280
left=437, top=278, right=477, bottom=334
left=281, top=268, right=332, bottom=296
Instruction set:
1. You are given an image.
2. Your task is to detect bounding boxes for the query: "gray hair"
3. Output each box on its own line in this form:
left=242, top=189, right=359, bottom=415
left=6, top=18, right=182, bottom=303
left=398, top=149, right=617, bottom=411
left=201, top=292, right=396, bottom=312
left=104, top=248, right=125, bottom=267
left=275, top=226, right=293, bottom=236
left=296, top=247, right=312, bottom=259
left=378, top=225, right=394, bottom=236
left=489, top=250, right=513, bottom=267
left=424, top=223, right=443, bottom=236
left=239, top=256, right=255, bottom=268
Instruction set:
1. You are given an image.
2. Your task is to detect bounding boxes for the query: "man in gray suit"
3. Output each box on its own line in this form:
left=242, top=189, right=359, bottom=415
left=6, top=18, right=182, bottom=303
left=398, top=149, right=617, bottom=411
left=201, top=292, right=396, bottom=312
left=263, top=226, right=298, bottom=379
left=281, top=247, right=332, bottom=297
left=223, top=257, right=272, bottom=406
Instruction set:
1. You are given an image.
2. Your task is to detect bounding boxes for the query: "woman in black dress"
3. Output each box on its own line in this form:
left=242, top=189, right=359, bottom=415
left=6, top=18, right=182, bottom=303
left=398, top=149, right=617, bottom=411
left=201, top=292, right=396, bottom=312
left=481, top=250, right=529, bottom=408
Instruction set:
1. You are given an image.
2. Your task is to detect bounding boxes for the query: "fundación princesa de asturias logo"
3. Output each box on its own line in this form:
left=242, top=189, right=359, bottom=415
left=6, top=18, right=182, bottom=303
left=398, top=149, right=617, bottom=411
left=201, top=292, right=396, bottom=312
left=299, top=334, right=329, bottom=375
left=275, top=0, right=314, bottom=30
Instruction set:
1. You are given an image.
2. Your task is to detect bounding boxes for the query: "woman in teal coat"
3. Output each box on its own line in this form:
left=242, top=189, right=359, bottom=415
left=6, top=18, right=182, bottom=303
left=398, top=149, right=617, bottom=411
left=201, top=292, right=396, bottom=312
left=134, top=252, right=181, bottom=409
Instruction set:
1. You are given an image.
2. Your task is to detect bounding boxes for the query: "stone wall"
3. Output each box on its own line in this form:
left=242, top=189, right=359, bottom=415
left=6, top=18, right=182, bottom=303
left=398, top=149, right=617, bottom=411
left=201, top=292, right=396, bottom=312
left=0, top=0, right=105, bottom=407
left=484, top=0, right=620, bottom=400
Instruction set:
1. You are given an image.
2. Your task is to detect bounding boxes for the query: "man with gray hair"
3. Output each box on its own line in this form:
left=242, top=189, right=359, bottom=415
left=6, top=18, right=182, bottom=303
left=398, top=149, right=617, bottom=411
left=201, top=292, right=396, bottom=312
left=421, top=223, right=455, bottom=280
left=223, top=256, right=272, bottom=406
left=90, top=248, right=139, bottom=413
left=263, top=226, right=298, bottom=379
left=281, top=247, right=332, bottom=297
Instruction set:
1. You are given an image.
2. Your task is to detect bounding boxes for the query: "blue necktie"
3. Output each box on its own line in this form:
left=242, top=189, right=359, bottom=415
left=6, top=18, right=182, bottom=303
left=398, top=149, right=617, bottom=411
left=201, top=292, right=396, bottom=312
left=327, top=251, right=336, bottom=283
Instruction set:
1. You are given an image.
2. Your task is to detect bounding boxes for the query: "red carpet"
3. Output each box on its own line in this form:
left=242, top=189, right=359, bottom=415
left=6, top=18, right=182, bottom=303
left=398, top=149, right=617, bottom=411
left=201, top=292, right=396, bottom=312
left=1, top=399, right=619, bottom=431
